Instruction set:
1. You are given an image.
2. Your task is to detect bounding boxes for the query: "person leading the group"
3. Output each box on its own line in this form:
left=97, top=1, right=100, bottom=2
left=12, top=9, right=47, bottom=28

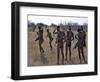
left=35, top=26, right=44, bottom=53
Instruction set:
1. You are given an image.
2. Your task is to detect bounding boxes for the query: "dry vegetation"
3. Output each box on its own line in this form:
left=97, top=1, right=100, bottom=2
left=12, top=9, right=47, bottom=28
left=28, top=27, right=87, bottom=66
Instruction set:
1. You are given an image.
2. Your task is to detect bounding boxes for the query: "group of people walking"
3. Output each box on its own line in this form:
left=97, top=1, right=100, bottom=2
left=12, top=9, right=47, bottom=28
left=35, top=25, right=87, bottom=65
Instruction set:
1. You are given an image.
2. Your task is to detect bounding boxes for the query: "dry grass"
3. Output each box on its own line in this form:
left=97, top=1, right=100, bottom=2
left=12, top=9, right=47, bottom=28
left=28, top=28, right=87, bottom=66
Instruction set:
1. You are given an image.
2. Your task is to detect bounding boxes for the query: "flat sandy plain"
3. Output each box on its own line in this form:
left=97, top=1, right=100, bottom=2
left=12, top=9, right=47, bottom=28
left=28, top=27, right=87, bottom=66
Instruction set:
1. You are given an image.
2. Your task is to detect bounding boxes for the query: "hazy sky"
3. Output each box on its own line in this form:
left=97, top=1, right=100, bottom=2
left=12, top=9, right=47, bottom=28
left=28, top=15, right=88, bottom=25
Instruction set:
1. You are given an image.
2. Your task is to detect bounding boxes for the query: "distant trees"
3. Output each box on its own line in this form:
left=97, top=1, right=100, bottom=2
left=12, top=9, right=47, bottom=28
left=28, top=21, right=35, bottom=27
left=28, top=21, right=88, bottom=32
left=67, top=22, right=73, bottom=26
left=36, top=23, right=44, bottom=27
left=50, top=23, right=57, bottom=28
left=28, top=21, right=36, bottom=31
left=83, top=23, right=88, bottom=31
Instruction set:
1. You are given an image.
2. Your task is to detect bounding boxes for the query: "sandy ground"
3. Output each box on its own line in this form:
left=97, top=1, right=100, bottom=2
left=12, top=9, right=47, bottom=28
left=28, top=28, right=87, bottom=66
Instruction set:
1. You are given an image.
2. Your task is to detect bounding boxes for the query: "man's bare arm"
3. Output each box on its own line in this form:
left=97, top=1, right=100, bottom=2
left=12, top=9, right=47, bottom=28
left=75, top=34, right=78, bottom=40
left=71, top=32, right=74, bottom=41
left=53, top=29, right=58, bottom=34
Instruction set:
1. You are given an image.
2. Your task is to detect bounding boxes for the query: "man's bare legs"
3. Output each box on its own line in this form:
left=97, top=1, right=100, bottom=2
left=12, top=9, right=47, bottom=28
left=39, top=42, right=44, bottom=53
left=65, top=45, right=68, bottom=61
left=81, top=47, right=86, bottom=63
left=57, top=45, right=60, bottom=65
left=78, top=47, right=81, bottom=63
left=61, top=46, right=64, bottom=64
left=69, top=46, right=71, bottom=61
